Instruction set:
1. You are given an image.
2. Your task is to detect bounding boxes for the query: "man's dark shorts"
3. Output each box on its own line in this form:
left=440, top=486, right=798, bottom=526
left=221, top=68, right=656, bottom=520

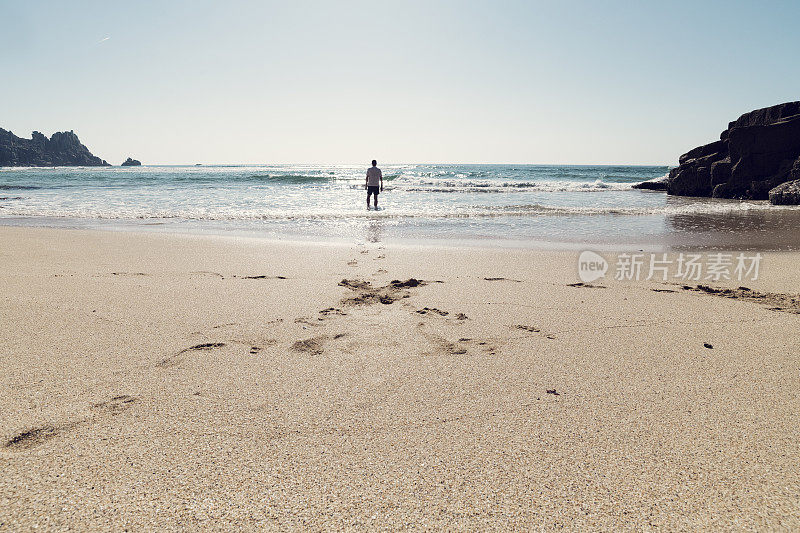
left=367, top=186, right=380, bottom=195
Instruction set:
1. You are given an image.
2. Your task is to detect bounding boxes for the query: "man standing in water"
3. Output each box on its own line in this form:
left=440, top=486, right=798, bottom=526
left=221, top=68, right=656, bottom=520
left=365, top=159, right=383, bottom=210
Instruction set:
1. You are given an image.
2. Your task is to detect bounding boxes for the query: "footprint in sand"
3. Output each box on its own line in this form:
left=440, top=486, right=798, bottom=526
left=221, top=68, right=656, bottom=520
left=416, top=308, right=468, bottom=321
left=422, top=333, right=469, bottom=356
left=212, top=322, right=238, bottom=329
left=3, top=424, right=79, bottom=451
left=416, top=307, right=449, bottom=316
left=514, top=324, right=556, bottom=339
left=295, top=317, right=323, bottom=327
left=567, top=282, right=606, bottom=289
left=190, top=271, right=225, bottom=279
left=291, top=336, right=325, bottom=356
left=347, top=260, right=358, bottom=267
left=158, top=342, right=226, bottom=368
left=226, top=338, right=277, bottom=352
left=339, top=278, right=424, bottom=307
left=5, top=395, right=139, bottom=452
left=319, top=307, right=347, bottom=319
left=447, top=344, right=468, bottom=355
left=91, top=395, right=138, bottom=415
left=458, top=337, right=498, bottom=355
left=236, top=275, right=288, bottom=280
left=682, top=284, right=800, bottom=313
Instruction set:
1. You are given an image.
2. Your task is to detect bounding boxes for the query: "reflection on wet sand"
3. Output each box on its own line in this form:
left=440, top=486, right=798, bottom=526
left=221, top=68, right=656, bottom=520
left=365, top=218, right=384, bottom=243
left=665, top=196, right=800, bottom=251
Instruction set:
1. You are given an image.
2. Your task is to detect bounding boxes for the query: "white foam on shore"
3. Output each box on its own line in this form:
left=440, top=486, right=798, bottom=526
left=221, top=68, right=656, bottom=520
left=2, top=199, right=797, bottom=221
left=384, top=177, right=636, bottom=193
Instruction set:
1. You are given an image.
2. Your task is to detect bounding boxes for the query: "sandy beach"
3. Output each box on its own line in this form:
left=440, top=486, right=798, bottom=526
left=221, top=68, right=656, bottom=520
left=1, top=226, right=799, bottom=530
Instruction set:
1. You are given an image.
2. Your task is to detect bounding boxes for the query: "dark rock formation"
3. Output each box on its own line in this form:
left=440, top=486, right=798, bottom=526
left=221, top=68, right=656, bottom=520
left=0, top=128, right=109, bottom=167
left=664, top=102, right=800, bottom=201
left=769, top=179, right=800, bottom=205
left=631, top=177, right=668, bottom=191
left=121, top=157, right=141, bottom=166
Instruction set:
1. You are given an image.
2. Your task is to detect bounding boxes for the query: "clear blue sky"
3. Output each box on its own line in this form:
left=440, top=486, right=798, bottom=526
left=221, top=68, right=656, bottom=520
left=1, top=0, right=798, bottom=165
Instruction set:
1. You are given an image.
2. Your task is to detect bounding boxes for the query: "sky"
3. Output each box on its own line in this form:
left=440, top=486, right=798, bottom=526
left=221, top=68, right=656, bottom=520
left=1, top=0, right=798, bottom=165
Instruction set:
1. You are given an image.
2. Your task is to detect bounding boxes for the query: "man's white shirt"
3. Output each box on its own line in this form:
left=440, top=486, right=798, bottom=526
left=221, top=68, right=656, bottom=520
left=366, top=167, right=382, bottom=186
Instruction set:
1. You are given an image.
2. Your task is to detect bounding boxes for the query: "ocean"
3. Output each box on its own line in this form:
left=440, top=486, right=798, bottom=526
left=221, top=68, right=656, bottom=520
left=2, top=164, right=800, bottom=250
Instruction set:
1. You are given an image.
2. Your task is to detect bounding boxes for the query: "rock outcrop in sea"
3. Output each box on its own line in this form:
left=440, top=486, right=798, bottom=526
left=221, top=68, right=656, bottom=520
left=121, top=157, right=141, bottom=166
left=631, top=177, right=668, bottom=191
left=0, top=128, right=109, bottom=167
left=768, top=179, right=800, bottom=205
left=660, top=102, right=800, bottom=203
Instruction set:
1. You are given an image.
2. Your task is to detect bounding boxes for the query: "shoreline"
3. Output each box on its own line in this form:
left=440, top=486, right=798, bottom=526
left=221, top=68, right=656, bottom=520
left=3, top=209, right=800, bottom=252
left=1, top=226, right=799, bottom=529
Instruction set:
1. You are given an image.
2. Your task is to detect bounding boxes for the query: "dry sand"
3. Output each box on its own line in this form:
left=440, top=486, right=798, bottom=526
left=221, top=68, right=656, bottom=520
left=1, top=226, right=799, bottom=530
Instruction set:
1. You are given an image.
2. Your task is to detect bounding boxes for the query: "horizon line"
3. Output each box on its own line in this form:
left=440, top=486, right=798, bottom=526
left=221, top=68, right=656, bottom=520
left=105, top=161, right=675, bottom=167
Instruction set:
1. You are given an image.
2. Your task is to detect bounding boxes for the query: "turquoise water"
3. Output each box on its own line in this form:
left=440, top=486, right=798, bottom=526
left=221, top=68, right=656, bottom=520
left=2, top=164, right=799, bottom=249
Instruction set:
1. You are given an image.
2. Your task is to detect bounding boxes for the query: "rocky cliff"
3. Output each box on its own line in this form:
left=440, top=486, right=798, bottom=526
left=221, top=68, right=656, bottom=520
left=121, top=157, right=141, bottom=166
left=0, top=128, right=109, bottom=167
left=664, top=102, right=800, bottom=202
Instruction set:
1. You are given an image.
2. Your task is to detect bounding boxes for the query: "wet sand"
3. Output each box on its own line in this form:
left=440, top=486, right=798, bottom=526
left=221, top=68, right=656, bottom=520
left=1, top=226, right=799, bottom=530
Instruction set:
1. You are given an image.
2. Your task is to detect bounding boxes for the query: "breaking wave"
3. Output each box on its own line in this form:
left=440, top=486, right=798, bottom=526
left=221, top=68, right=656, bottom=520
left=2, top=199, right=794, bottom=221
left=387, top=177, right=637, bottom=193
left=0, top=185, right=42, bottom=190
